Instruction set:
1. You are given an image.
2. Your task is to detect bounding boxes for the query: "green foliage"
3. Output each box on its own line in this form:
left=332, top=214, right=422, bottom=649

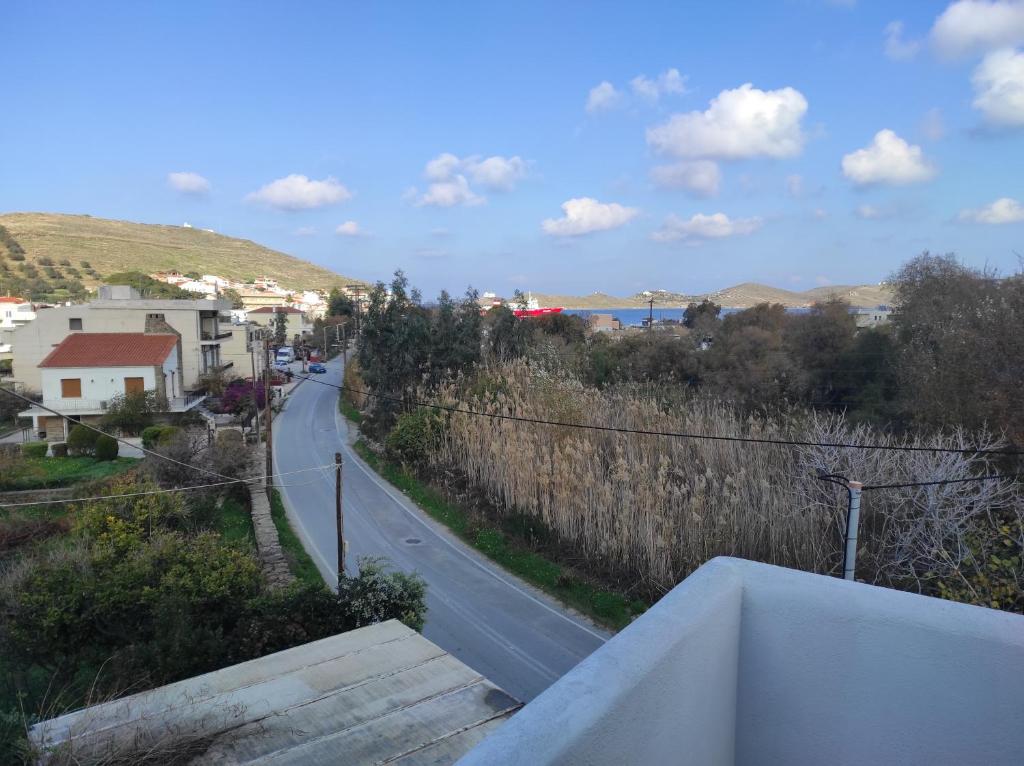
left=66, top=424, right=99, bottom=456
left=930, top=513, right=1023, bottom=612
left=221, top=287, right=244, bottom=309
left=94, top=434, right=118, bottom=461
left=103, top=271, right=200, bottom=299
left=101, top=390, right=159, bottom=435
left=50, top=442, right=68, bottom=458
left=385, top=409, right=443, bottom=466
left=141, top=424, right=181, bottom=450
left=20, top=442, right=47, bottom=459
left=683, top=298, right=722, bottom=328
left=269, top=489, right=323, bottom=587
left=0, top=225, right=26, bottom=259
left=272, top=310, right=288, bottom=346
left=328, top=288, right=355, bottom=317
left=0, top=456, right=135, bottom=491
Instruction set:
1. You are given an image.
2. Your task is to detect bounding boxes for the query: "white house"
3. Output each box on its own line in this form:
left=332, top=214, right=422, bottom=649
left=20, top=332, right=204, bottom=440
left=0, top=297, right=36, bottom=330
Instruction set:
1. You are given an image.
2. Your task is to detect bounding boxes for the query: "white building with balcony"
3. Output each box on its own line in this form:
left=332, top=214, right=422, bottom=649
left=19, top=332, right=204, bottom=440
left=460, top=557, right=1024, bottom=766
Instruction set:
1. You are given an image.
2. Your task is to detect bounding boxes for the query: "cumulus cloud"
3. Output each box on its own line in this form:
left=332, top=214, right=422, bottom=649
left=414, top=153, right=526, bottom=207
left=335, top=221, right=363, bottom=236
left=958, top=197, right=1024, bottom=222
left=542, top=198, right=638, bottom=236
left=245, top=174, right=351, bottom=211
left=930, top=0, right=1024, bottom=58
left=649, top=161, right=721, bottom=197
left=586, top=81, right=622, bottom=113
left=652, top=212, right=762, bottom=242
left=841, top=130, right=937, bottom=186
left=630, top=68, right=688, bottom=101
left=971, top=48, right=1024, bottom=125
left=884, top=20, right=922, bottom=60
left=646, top=83, right=808, bottom=159
left=167, top=172, right=210, bottom=195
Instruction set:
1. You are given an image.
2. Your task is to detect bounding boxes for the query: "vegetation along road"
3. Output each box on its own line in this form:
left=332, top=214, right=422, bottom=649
left=272, top=356, right=608, bottom=702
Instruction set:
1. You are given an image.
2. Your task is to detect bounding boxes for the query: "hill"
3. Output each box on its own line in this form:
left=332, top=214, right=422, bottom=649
left=533, top=282, right=894, bottom=310
left=0, top=212, right=366, bottom=292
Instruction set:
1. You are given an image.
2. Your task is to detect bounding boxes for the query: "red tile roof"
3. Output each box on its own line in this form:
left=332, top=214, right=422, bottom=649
left=248, top=306, right=302, bottom=314
left=0, top=296, right=27, bottom=304
left=39, top=333, right=178, bottom=368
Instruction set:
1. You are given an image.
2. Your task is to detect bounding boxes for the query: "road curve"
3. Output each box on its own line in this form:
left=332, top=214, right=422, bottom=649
left=271, top=357, right=607, bottom=701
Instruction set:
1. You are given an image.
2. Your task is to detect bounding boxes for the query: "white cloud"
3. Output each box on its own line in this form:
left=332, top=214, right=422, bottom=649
left=884, top=20, right=922, bottom=60
left=542, top=198, right=638, bottom=236
left=630, top=68, right=688, bottom=101
left=586, top=81, right=622, bottom=113
left=652, top=212, right=762, bottom=242
left=646, top=83, right=808, bottom=159
left=414, top=153, right=526, bottom=206
left=972, top=48, right=1024, bottom=125
left=958, top=197, right=1024, bottom=222
left=335, top=221, right=363, bottom=236
left=167, top=171, right=210, bottom=195
left=930, top=0, right=1024, bottom=58
left=841, top=129, right=937, bottom=186
left=921, top=107, right=946, bottom=140
left=649, top=161, right=721, bottom=197
left=245, top=174, right=351, bottom=211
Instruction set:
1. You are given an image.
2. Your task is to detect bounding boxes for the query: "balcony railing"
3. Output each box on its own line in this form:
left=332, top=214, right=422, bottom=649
left=200, top=331, right=233, bottom=341
left=37, top=394, right=206, bottom=414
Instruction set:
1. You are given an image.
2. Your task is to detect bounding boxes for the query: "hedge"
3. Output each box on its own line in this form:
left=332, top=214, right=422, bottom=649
left=21, top=442, right=48, bottom=459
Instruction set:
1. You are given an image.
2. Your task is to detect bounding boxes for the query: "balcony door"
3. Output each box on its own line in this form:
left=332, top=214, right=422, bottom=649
left=124, top=377, right=145, bottom=395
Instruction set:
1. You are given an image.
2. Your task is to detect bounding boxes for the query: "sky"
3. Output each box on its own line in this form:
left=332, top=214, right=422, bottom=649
left=2, top=1, right=1023, bottom=298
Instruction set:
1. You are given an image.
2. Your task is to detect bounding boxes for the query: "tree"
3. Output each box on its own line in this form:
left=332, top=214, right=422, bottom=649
left=221, top=287, right=244, bottom=309
left=683, top=299, right=721, bottom=329
left=272, top=310, right=288, bottom=347
left=104, top=271, right=201, bottom=299
left=101, top=390, right=159, bottom=435
left=328, top=288, right=355, bottom=317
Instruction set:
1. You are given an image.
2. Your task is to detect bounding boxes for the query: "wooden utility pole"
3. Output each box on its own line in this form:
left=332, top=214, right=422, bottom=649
left=335, top=451, right=345, bottom=579
left=647, top=297, right=654, bottom=331
left=341, top=323, right=347, bottom=365
left=264, top=338, right=273, bottom=498
left=250, top=345, right=260, bottom=445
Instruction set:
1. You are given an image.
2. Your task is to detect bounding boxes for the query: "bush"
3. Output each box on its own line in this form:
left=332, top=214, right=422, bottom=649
left=101, top=391, right=158, bottom=435
left=94, top=434, right=118, bottom=461
left=66, top=424, right=99, bottom=456
left=21, top=442, right=47, bottom=459
left=385, top=410, right=443, bottom=466
left=50, top=442, right=68, bottom=458
left=141, top=425, right=180, bottom=450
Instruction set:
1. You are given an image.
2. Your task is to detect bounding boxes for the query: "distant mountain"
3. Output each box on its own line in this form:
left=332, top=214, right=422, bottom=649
left=0, top=212, right=367, bottom=291
left=533, top=282, right=894, bottom=310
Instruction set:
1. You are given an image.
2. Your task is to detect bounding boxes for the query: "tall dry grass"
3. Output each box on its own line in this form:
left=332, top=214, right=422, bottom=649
left=427, top=360, right=1020, bottom=595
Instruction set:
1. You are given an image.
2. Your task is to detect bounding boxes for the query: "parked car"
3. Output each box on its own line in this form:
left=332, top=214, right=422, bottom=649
left=274, top=360, right=290, bottom=372
left=308, top=363, right=327, bottom=374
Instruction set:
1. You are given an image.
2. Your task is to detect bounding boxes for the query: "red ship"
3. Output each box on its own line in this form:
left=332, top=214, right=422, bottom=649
left=512, top=294, right=564, bottom=318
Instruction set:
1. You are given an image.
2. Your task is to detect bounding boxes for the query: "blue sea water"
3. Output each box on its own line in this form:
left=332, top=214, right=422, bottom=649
left=564, top=307, right=812, bottom=327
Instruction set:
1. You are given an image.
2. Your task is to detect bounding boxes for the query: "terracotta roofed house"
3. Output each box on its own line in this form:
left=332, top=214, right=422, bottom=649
left=19, top=332, right=205, bottom=440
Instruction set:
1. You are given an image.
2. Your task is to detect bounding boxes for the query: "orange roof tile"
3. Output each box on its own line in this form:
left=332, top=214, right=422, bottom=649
left=39, top=333, right=178, bottom=368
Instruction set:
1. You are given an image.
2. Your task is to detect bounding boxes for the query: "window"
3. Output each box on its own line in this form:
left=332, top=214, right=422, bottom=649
left=69, top=318, right=83, bottom=331
left=124, top=377, right=145, bottom=394
left=147, top=313, right=165, bottom=320
left=61, top=378, right=82, bottom=398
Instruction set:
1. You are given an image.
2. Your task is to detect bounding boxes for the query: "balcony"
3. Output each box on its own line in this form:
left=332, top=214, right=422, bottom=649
left=22, top=394, right=206, bottom=418
left=461, top=557, right=1024, bottom=766
left=200, top=330, right=232, bottom=342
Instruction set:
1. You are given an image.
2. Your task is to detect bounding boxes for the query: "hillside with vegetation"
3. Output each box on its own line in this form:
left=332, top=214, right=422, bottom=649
left=0, top=212, right=367, bottom=293
left=532, top=282, right=894, bottom=309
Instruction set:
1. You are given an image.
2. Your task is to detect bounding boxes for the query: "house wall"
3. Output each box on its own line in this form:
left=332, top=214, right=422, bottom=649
left=9, top=302, right=225, bottom=392
left=42, top=365, right=161, bottom=404
left=248, top=312, right=306, bottom=338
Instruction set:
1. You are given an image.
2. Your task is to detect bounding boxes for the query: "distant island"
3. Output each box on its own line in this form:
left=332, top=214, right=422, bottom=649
left=531, top=282, right=894, bottom=310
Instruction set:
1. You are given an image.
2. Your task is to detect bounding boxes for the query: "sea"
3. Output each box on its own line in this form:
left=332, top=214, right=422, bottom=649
left=564, top=307, right=813, bottom=328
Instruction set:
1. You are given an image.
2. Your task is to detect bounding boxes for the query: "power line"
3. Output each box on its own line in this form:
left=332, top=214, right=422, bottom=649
left=860, top=473, right=1022, bottom=491
left=0, top=461, right=339, bottom=509
left=293, top=371, right=1024, bottom=457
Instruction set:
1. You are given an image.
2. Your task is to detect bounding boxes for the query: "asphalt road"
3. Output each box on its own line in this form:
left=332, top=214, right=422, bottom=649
left=271, top=356, right=607, bottom=702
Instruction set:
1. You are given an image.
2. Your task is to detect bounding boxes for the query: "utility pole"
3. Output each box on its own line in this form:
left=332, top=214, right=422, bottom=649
left=335, top=451, right=345, bottom=579
left=842, top=481, right=863, bottom=581
left=264, top=338, right=273, bottom=499
left=341, top=323, right=347, bottom=365
left=323, top=326, right=329, bottom=360
left=250, top=344, right=260, bottom=445
left=647, top=297, right=654, bottom=331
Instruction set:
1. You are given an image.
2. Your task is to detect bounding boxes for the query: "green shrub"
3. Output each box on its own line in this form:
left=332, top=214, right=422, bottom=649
left=66, top=424, right=99, bottom=456
left=50, top=442, right=68, bottom=458
left=21, top=442, right=47, bottom=459
left=94, top=435, right=118, bottom=461
left=385, top=410, right=443, bottom=466
left=141, top=425, right=180, bottom=450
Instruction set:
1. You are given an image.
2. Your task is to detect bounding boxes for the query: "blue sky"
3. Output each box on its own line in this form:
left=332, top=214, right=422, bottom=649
left=2, top=1, right=1023, bottom=297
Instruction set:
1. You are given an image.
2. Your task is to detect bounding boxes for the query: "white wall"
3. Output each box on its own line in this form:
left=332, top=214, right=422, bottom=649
left=42, top=365, right=157, bottom=404
left=460, top=558, right=1024, bottom=766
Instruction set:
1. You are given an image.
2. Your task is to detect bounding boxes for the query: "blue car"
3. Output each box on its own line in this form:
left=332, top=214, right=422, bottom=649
left=308, top=363, right=327, bottom=374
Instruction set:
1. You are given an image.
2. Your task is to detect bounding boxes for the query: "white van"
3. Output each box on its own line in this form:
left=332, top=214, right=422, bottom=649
left=275, top=347, right=295, bottom=364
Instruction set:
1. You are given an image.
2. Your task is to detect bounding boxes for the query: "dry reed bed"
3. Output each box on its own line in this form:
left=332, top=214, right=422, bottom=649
left=429, top=361, right=1020, bottom=594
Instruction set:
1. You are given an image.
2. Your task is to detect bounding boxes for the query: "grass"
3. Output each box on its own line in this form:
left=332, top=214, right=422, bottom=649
left=339, top=397, right=362, bottom=424
left=351, top=439, right=646, bottom=631
left=269, top=489, right=326, bottom=587
left=0, top=456, right=136, bottom=491
left=213, top=496, right=255, bottom=547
